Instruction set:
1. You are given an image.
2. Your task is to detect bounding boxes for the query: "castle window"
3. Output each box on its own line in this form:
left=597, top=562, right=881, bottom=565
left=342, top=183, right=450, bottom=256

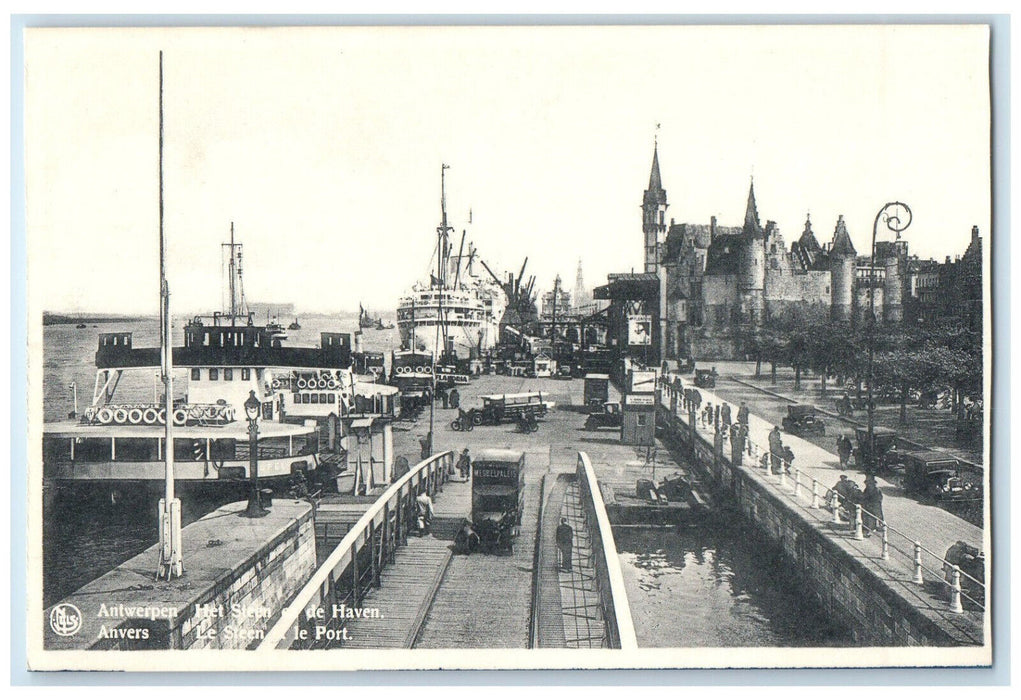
left=191, top=368, right=200, bottom=381
left=224, top=368, right=233, bottom=381
left=825, top=286, right=830, bottom=294
left=209, top=368, right=218, bottom=381
left=242, top=368, right=251, bottom=380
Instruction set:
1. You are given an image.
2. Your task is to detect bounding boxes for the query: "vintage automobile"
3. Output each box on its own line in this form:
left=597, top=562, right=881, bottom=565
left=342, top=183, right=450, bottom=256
left=554, top=364, right=574, bottom=380
left=781, top=404, right=826, bottom=437
left=693, top=368, right=717, bottom=389
left=471, top=449, right=526, bottom=553
left=584, top=401, right=622, bottom=430
left=901, top=450, right=982, bottom=503
left=583, top=373, right=611, bottom=412
left=472, top=392, right=555, bottom=425
left=854, top=426, right=902, bottom=473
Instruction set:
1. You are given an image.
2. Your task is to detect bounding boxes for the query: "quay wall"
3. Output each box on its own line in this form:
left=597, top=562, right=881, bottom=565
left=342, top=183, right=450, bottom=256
left=44, top=501, right=316, bottom=651
left=657, top=404, right=968, bottom=646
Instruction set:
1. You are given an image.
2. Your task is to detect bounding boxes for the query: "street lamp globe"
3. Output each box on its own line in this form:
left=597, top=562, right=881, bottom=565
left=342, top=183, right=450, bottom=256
left=244, top=390, right=260, bottom=422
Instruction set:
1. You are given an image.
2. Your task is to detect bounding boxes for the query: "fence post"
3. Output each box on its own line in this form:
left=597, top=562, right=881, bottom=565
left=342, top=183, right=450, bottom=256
left=778, top=462, right=787, bottom=487
left=950, top=565, right=964, bottom=613
left=811, top=479, right=819, bottom=508
left=793, top=469, right=801, bottom=498
left=853, top=505, right=864, bottom=540
left=831, top=492, right=842, bottom=524
left=369, top=521, right=379, bottom=587
left=912, top=541, right=925, bottom=585
left=881, top=523, right=889, bottom=560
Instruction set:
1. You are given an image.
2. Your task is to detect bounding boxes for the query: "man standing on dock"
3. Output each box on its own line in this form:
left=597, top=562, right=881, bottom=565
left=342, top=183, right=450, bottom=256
left=768, top=425, right=784, bottom=475
left=556, top=517, right=573, bottom=572
left=737, top=401, right=750, bottom=428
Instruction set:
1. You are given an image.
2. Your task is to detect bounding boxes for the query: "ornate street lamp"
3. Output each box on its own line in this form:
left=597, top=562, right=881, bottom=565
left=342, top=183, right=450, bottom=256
left=243, top=389, right=269, bottom=518
left=866, top=202, right=912, bottom=472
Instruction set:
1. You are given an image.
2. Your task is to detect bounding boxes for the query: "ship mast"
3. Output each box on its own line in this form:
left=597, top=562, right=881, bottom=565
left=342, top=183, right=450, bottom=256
left=156, top=51, right=183, bottom=580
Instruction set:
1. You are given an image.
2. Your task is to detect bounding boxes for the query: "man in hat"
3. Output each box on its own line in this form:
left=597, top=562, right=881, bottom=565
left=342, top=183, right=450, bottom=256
left=556, top=517, right=574, bottom=572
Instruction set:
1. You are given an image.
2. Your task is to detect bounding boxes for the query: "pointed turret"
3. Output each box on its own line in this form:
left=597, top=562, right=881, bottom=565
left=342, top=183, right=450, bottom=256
left=829, top=215, right=856, bottom=322
left=742, top=178, right=762, bottom=237
left=830, top=215, right=857, bottom=256
left=642, top=142, right=669, bottom=273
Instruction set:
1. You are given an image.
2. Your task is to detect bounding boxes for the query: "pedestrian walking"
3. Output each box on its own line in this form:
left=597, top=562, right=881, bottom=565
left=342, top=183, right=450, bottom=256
left=782, top=444, right=795, bottom=474
left=714, top=404, right=721, bottom=430
left=768, top=425, right=784, bottom=475
left=721, top=402, right=732, bottom=428
left=693, top=389, right=703, bottom=413
left=419, top=432, right=432, bottom=460
left=861, top=474, right=884, bottom=535
left=737, top=401, right=750, bottom=427
left=449, top=387, right=460, bottom=409
left=837, top=434, right=852, bottom=470
left=556, top=518, right=574, bottom=572
left=456, top=448, right=472, bottom=481
left=440, top=387, right=449, bottom=409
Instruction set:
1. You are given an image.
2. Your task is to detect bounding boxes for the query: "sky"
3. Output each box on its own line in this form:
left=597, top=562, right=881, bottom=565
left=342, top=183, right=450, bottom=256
left=24, top=25, right=991, bottom=316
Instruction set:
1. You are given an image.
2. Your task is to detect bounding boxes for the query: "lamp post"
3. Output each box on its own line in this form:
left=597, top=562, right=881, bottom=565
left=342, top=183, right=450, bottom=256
left=866, top=202, right=911, bottom=472
left=243, top=389, right=269, bottom=518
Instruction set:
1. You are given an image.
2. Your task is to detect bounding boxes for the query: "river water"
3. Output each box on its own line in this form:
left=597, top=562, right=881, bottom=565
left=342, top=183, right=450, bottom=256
left=616, top=525, right=853, bottom=647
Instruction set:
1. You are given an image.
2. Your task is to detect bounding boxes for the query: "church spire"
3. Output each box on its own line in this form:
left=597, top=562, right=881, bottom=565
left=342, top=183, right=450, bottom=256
left=642, top=139, right=668, bottom=273
left=743, top=177, right=762, bottom=237
left=648, top=144, right=663, bottom=193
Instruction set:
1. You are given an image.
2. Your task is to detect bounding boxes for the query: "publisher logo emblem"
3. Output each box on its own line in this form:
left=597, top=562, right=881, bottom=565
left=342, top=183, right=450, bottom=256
left=49, top=603, right=83, bottom=637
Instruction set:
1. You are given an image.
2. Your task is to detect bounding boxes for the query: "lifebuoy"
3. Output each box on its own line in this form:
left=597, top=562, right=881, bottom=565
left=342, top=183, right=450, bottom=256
left=327, top=378, right=339, bottom=390
left=424, top=366, right=432, bottom=374
left=415, top=366, right=425, bottom=374
left=113, top=408, right=129, bottom=424
left=317, top=378, right=328, bottom=389
left=297, top=377, right=308, bottom=389
left=173, top=409, right=188, bottom=426
left=97, top=408, right=114, bottom=425
left=128, top=408, right=144, bottom=424
left=157, top=408, right=167, bottom=424
left=143, top=408, right=159, bottom=425
left=271, top=378, right=281, bottom=390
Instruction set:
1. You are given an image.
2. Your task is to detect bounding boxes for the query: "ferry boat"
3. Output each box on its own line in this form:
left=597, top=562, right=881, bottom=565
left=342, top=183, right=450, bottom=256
left=396, top=165, right=507, bottom=363
left=43, top=233, right=399, bottom=494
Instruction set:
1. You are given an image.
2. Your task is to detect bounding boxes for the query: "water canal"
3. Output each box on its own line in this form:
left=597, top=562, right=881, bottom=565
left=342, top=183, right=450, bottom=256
left=615, top=524, right=854, bottom=647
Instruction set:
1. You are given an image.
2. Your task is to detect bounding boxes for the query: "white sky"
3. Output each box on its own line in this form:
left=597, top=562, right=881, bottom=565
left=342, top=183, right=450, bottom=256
left=24, top=25, right=991, bottom=315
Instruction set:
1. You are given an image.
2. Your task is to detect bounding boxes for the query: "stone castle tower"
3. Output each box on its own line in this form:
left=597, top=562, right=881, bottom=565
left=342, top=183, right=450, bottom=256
left=829, top=215, right=857, bottom=322
left=642, top=144, right=668, bottom=273
left=738, top=180, right=766, bottom=325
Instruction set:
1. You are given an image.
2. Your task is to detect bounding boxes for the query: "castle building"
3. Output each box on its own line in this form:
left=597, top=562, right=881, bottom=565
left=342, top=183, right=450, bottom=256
left=651, top=147, right=911, bottom=359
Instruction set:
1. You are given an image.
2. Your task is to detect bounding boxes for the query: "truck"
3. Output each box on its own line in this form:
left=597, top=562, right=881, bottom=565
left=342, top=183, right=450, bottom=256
left=583, top=373, right=610, bottom=412
left=470, top=392, right=556, bottom=426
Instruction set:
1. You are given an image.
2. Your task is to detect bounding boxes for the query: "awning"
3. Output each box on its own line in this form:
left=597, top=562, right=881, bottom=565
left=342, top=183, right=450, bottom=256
left=350, top=418, right=375, bottom=429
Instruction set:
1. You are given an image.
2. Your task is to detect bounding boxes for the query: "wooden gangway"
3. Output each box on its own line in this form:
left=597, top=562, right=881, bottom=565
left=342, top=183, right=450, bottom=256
left=259, top=450, right=635, bottom=650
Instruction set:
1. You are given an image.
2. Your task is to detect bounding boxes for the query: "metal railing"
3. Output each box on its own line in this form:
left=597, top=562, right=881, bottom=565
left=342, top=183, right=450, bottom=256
left=258, top=450, right=454, bottom=649
left=575, top=451, right=638, bottom=649
left=657, top=379, right=986, bottom=614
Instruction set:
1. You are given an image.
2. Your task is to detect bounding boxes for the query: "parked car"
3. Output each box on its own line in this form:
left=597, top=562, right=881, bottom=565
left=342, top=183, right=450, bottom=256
left=854, top=426, right=902, bottom=473
left=901, top=450, right=981, bottom=503
left=584, top=402, right=622, bottom=430
left=693, top=368, right=717, bottom=389
left=555, top=365, right=573, bottom=380
left=781, top=404, right=826, bottom=437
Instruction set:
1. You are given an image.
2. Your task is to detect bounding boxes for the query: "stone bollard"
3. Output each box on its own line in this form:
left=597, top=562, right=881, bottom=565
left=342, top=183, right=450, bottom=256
left=778, top=462, right=787, bottom=487
left=912, top=541, right=925, bottom=585
left=881, top=524, right=889, bottom=560
left=811, top=479, right=820, bottom=508
left=853, top=505, right=864, bottom=540
left=793, top=469, right=801, bottom=498
left=950, top=565, right=964, bottom=613
left=831, top=492, right=842, bottom=524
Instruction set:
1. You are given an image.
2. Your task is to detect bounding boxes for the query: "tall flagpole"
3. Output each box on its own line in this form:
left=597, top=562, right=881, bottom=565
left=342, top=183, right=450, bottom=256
left=157, top=51, right=183, bottom=579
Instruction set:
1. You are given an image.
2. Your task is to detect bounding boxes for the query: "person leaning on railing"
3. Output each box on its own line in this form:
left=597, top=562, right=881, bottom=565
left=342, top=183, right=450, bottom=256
left=860, top=474, right=884, bottom=537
